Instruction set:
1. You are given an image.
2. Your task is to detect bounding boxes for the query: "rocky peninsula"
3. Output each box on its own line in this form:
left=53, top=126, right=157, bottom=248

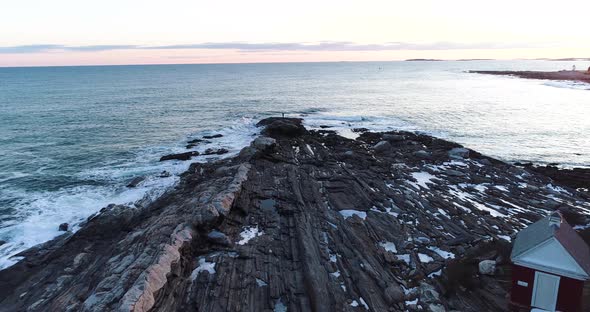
left=470, top=70, right=590, bottom=84
left=1, top=118, right=589, bottom=312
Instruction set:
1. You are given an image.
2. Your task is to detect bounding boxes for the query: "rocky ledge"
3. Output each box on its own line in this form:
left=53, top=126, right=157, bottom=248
left=1, top=118, right=589, bottom=312
left=469, top=70, right=590, bottom=83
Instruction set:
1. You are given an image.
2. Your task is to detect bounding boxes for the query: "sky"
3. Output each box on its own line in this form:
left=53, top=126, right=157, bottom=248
left=1, top=0, right=589, bottom=67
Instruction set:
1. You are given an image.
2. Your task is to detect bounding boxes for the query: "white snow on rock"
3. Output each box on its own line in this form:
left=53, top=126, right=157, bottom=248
left=428, top=247, right=455, bottom=259
left=339, top=210, right=367, bottom=220
left=428, top=269, right=442, bottom=278
left=379, top=241, right=397, bottom=253
left=397, top=254, right=411, bottom=265
left=238, top=226, right=264, bottom=245
left=418, top=253, right=434, bottom=263
left=190, top=258, right=216, bottom=280
left=274, top=298, right=287, bottom=312
left=405, top=298, right=418, bottom=305
left=498, top=235, right=511, bottom=242
left=409, top=171, right=436, bottom=189
left=350, top=300, right=359, bottom=307
left=256, top=278, right=268, bottom=287
left=359, top=297, right=369, bottom=310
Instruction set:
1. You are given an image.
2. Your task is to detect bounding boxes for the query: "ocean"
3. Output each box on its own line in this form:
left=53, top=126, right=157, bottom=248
left=0, top=60, right=589, bottom=268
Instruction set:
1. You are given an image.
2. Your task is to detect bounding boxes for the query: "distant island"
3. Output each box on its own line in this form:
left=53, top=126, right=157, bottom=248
left=404, top=58, right=444, bottom=61
left=469, top=70, right=590, bottom=83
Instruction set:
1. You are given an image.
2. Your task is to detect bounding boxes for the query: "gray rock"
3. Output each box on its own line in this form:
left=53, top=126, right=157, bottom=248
left=479, top=260, right=496, bottom=275
left=0, top=240, right=6, bottom=246
left=444, top=169, right=465, bottom=177
left=252, top=136, right=277, bottom=151
left=384, top=284, right=405, bottom=303
left=428, top=303, right=446, bottom=312
left=207, top=230, right=231, bottom=246
left=372, top=141, right=392, bottom=153
left=413, top=150, right=431, bottom=159
left=419, top=282, right=440, bottom=304
left=127, top=177, right=145, bottom=188
left=448, top=148, right=469, bottom=159
left=58, top=223, right=69, bottom=232
left=159, top=171, right=171, bottom=178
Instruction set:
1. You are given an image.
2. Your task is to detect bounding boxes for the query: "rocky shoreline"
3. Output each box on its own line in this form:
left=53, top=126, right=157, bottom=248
left=469, top=70, right=590, bottom=84
left=1, top=118, right=589, bottom=312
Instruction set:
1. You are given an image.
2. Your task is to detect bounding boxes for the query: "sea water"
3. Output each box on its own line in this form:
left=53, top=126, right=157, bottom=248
left=0, top=60, right=589, bottom=268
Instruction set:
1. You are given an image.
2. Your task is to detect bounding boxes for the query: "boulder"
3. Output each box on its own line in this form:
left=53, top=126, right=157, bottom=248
left=252, top=136, right=277, bottom=151
left=258, top=117, right=306, bottom=137
left=160, top=151, right=199, bottom=161
left=0, top=240, right=6, bottom=246
left=444, top=169, right=465, bottom=177
left=203, top=148, right=229, bottom=156
left=479, top=260, right=496, bottom=275
left=384, top=284, right=405, bottom=303
left=448, top=148, right=469, bottom=159
left=126, top=177, right=145, bottom=188
left=159, top=171, right=172, bottom=178
left=207, top=230, right=231, bottom=246
left=59, top=223, right=69, bottom=232
left=372, top=141, right=392, bottom=153
left=419, top=282, right=440, bottom=304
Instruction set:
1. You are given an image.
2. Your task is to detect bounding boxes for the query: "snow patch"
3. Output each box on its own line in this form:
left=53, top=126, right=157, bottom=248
left=237, top=226, right=264, bottom=245
left=379, top=241, right=397, bottom=253
left=339, top=210, right=367, bottom=220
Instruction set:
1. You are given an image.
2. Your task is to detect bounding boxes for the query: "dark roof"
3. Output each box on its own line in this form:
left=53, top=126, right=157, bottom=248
left=511, top=212, right=590, bottom=276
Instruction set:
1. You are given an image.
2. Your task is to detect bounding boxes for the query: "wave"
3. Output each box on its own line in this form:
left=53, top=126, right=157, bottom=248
left=542, top=80, right=590, bottom=90
left=0, top=117, right=259, bottom=269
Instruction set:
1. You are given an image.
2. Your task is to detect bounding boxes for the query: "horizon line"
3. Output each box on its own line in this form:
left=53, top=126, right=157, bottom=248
left=2, top=57, right=589, bottom=69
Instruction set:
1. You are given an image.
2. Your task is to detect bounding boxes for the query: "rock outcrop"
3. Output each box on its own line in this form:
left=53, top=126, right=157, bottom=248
left=1, top=117, right=589, bottom=312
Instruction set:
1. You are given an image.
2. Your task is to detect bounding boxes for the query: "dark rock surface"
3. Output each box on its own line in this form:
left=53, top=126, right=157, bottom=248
left=203, top=134, right=223, bottom=139
left=1, top=117, right=589, bottom=312
left=58, top=223, right=69, bottom=232
left=159, top=151, right=200, bottom=161
left=126, top=177, right=145, bottom=188
left=515, top=162, right=590, bottom=192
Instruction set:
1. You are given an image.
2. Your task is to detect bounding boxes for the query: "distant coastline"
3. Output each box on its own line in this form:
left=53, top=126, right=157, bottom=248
left=469, top=70, right=590, bottom=84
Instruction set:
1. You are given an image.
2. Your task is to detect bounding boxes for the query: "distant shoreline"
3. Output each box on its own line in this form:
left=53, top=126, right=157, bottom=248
left=469, top=70, right=590, bottom=84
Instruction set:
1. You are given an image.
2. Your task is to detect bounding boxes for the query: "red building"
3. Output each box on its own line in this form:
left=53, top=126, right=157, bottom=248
left=510, top=211, right=590, bottom=311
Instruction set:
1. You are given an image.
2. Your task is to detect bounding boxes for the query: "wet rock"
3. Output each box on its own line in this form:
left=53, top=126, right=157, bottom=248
left=352, top=127, right=369, bottom=133
left=202, top=134, right=223, bottom=139
left=448, top=147, right=469, bottom=159
left=126, top=176, right=145, bottom=188
left=372, top=141, right=392, bottom=153
left=160, top=151, right=200, bottom=161
left=0, top=240, right=6, bottom=246
left=159, top=171, right=171, bottom=178
left=186, top=139, right=205, bottom=149
left=479, top=260, right=496, bottom=275
left=58, top=223, right=69, bottom=232
left=203, top=148, right=229, bottom=156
